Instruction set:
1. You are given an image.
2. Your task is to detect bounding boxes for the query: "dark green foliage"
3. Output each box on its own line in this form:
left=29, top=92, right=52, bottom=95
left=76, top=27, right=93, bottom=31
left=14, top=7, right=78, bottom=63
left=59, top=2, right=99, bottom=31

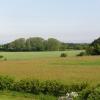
left=0, top=37, right=89, bottom=52
left=88, top=87, right=100, bottom=100
left=0, top=55, right=4, bottom=59
left=13, top=79, right=40, bottom=94
left=0, top=76, right=89, bottom=96
left=13, top=79, right=33, bottom=93
left=86, top=37, right=100, bottom=55
left=60, top=43, right=89, bottom=50
left=40, top=80, right=66, bottom=96
left=69, top=82, right=88, bottom=92
left=77, top=52, right=86, bottom=56
left=0, top=76, right=14, bottom=90
left=2, top=37, right=61, bottom=51
left=77, top=85, right=100, bottom=100
left=60, top=53, right=67, bottom=57
left=77, top=88, right=92, bottom=100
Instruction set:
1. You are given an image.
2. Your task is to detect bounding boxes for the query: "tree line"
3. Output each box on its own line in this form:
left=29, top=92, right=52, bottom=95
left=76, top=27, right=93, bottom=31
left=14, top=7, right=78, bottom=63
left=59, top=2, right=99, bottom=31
left=0, top=37, right=88, bottom=51
left=0, top=36, right=100, bottom=55
left=86, top=37, right=100, bottom=55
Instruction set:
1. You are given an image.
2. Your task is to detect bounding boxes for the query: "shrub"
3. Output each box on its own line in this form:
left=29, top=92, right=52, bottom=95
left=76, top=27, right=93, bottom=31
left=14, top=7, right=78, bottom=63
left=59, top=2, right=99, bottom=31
left=88, top=86, right=100, bottom=100
left=31, top=80, right=40, bottom=94
left=69, top=82, right=88, bottom=92
left=0, top=55, right=4, bottom=59
left=0, top=76, right=14, bottom=90
left=60, top=53, right=67, bottom=57
left=0, top=76, right=90, bottom=97
left=13, top=79, right=33, bottom=93
left=13, top=79, right=40, bottom=94
left=4, top=58, right=7, bottom=61
left=77, top=85, right=100, bottom=100
left=77, top=52, right=86, bottom=56
left=77, top=88, right=92, bottom=100
left=40, top=81, right=88, bottom=96
left=40, top=80, right=66, bottom=96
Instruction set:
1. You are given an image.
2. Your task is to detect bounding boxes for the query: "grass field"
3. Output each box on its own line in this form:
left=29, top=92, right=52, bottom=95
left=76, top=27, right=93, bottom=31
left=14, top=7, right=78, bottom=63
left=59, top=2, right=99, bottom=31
left=0, top=50, right=100, bottom=85
left=0, top=91, right=56, bottom=100
left=0, top=50, right=82, bottom=60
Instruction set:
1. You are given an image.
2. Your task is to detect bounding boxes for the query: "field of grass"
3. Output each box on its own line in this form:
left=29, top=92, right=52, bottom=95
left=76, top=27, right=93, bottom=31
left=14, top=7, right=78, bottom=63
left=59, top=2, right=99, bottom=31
left=0, top=91, right=56, bottom=100
left=0, top=50, right=100, bottom=85
left=0, top=50, right=82, bottom=60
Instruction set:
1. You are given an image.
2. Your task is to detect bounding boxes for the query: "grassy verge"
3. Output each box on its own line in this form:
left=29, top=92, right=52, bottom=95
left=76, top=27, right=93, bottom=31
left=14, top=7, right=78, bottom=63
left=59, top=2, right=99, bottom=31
left=0, top=91, right=57, bottom=100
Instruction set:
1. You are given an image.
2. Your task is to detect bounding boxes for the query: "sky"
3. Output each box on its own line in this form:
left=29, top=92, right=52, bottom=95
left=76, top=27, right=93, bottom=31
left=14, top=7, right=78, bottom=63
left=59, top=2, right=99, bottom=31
left=0, top=0, right=100, bottom=44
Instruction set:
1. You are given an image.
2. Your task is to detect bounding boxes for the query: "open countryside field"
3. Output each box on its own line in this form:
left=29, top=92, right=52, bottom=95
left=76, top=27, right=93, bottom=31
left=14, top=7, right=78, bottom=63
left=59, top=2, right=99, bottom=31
left=0, top=50, right=82, bottom=60
left=0, top=91, right=56, bottom=100
left=0, top=50, right=100, bottom=85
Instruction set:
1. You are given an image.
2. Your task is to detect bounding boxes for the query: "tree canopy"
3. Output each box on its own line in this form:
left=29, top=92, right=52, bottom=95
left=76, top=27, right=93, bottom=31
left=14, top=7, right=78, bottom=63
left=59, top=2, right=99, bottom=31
left=0, top=37, right=88, bottom=52
left=86, top=37, right=100, bottom=55
left=1, top=37, right=61, bottom=51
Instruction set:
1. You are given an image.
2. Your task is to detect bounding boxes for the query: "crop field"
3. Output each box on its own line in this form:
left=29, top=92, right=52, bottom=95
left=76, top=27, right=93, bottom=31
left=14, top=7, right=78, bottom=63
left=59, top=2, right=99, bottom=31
left=0, top=50, right=100, bottom=85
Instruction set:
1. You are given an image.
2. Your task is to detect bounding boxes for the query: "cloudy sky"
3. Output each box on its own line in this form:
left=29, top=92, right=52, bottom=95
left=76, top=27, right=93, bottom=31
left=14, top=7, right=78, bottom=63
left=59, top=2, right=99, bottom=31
left=0, top=0, right=100, bottom=44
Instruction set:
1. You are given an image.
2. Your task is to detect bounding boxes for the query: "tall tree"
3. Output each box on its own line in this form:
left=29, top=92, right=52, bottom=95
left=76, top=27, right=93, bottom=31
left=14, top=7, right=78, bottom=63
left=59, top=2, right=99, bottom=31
left=86, top=37, right=100, bottom=55
left=47, top=38, right=61, bottom=51
left=26, top=37, right=45, bottom=51
left=4, top=38, right=26, bottom=51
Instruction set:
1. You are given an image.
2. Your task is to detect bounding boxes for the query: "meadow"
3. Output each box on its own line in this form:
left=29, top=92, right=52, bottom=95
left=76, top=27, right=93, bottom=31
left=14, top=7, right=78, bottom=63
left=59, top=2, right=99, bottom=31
left=0, top=50, right=82, bottom=60
left=0, top=50, right=100, bottom=85
left=0, top=91, right=56, bottom=100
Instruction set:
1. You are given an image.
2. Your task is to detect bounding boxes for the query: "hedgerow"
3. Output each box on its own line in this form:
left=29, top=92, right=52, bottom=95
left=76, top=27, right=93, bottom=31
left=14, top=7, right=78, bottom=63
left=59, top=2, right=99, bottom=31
left=0, top=76, right=88, bottom=96
left=76, top=85, right=100, bottom=100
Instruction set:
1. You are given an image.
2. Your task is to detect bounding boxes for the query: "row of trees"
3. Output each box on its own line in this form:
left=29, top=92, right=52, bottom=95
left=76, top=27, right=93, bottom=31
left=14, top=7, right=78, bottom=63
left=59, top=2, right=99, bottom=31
left=61, top=43, right=88, bottom=50
left=1, top=37, right=61, bottom=51
left=1, top=36, right=100, bottom=54
left=0, top=37, right=88, bottom=52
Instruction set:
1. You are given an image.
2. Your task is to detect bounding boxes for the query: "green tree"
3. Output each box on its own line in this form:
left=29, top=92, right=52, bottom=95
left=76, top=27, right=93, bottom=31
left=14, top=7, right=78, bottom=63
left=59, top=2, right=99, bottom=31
left=47, top=38, right=61, bottom=51
left=86, top=37, right=100, bottom=55
left=26, top=37, right=45, bottom=51
left=4, top=38, right=26, bottom=51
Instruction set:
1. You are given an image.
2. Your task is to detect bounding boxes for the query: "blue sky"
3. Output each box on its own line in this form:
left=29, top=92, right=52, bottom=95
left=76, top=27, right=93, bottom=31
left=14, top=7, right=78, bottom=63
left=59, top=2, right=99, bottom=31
left=0, top=0, right=100, bottom=43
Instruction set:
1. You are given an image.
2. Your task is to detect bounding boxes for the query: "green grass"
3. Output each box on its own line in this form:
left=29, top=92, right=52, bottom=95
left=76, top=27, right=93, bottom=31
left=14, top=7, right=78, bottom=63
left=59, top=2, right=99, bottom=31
left=0, top=50, right=100, bottom=85
left=0, top=91, right=56, bottom=100
left=0, top=50, right=82, bottom=60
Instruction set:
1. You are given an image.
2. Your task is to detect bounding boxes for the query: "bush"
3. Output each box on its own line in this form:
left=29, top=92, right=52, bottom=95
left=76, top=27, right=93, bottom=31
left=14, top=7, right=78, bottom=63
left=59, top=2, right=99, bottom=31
left=60, top=53, right=67, bottom=57
left=77, top=52, right=86, bottom=56
left=77, top=88, right=92, bottom=100
left=13, top=79, right=33, bottom=93
left=69, top=82, right=88, bottom=92
left=40, top=80, right=66, bottom=96
left=0, top=76, right=89, bottom=97
left=0, top=55, right=4, bottom=59
left=0, top=76, right=14, bottom=90
left=4, top=58, right=7, bottom=61
left=13, top=79, right=40, bottom=94
left=77, top=85, right=100, bottom=100
left=87, top=86, right=100, bottom=100
left=40, top=81, right=88, bottom=96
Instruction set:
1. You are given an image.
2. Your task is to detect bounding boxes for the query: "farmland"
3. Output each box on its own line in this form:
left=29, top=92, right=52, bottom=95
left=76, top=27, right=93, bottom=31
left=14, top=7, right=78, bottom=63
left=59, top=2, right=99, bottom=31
left=0, top=50, right=100, bottom=85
